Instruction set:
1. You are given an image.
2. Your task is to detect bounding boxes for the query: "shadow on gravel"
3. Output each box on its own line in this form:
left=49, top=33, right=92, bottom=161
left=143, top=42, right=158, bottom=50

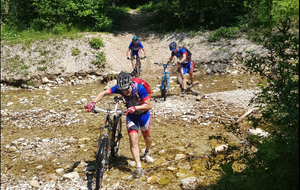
left=85, top=155, right=130, bottom=190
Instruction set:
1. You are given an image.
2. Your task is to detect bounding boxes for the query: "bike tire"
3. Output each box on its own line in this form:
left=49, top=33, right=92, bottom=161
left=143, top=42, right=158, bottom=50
left=161, top=77, right=167, bottom=101
left=95, top=137, right=108, bottom=190
left=135, top=63, right=140, bottom=77
left=111, top=116, right=122, bottom=157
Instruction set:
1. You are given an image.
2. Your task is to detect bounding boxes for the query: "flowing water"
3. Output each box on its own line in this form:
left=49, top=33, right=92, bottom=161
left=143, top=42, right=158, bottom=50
left=1, top=73, right=263, bottom=189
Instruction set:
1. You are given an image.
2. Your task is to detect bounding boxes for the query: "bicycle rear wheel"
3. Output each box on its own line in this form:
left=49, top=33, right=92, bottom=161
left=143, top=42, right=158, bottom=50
left=111, top=115, right=122, bottom=157
left=95, top=137, right=108, bottom=190
left=161, top=77, right=167, bottom=101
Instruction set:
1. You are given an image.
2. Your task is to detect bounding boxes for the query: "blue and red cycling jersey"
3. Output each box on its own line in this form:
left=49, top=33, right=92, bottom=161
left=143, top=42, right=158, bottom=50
left=109, top=82, right=150, bottom=114
left=128, top=41, right=144, bottom=52
left=109, top=82, right=151, bottom=134
left=171, top=47, right=189, bottom=64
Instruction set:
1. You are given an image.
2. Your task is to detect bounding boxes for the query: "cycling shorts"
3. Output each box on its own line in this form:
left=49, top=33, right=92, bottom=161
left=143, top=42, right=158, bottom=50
left=180, top=61, right=194, bottom=75
left=131, top=49, right=141, bottom=57
left=126, top=110, right=151, bottom=134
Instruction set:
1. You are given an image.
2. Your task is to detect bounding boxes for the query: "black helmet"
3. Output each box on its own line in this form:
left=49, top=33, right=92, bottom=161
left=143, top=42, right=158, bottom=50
left=132, top=36, right=138, bottom=41
left=169, top=41, right=177, bottom=51
left=117, top=72, right=132, bottom=91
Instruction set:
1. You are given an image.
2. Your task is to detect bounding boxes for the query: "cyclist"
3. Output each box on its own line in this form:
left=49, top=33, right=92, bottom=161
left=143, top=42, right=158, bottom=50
left=167, top=41, right=194, bottom=94
left=126, top=36, right=146, bottom=72
left=84, top=71, right=152, bottom=178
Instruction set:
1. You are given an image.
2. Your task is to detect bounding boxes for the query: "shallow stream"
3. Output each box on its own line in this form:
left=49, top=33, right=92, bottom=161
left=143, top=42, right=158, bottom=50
left=1, top=72, right=262, bottom=189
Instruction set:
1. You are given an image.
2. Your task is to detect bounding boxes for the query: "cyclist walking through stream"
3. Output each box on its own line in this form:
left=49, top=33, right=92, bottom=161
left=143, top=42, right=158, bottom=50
left=167, top=41, right=194, bottom=94
left=84, top=71, right=152, bottom=178
left=126, top=36, right=146, bottom=72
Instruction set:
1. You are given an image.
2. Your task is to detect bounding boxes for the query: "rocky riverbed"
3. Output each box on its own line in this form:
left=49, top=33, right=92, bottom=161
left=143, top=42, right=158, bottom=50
left=0, top=10, right=268, bottom=189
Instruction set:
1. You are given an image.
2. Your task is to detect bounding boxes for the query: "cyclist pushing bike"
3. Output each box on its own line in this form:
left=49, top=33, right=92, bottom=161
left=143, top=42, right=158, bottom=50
left=85, top=71, right=152, bottom=179
left=167, top=41, right=194, bottom=94
left=126, top=36, right=146, bottom=73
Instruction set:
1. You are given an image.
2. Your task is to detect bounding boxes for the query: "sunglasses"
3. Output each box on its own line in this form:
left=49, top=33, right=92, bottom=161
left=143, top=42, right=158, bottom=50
left=121, top=86, right=130, bottom=92
left=133, top=40, right=138, bottom=43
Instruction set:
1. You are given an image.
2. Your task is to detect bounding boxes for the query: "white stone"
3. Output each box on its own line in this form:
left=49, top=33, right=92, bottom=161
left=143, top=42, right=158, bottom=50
left=215, top=144, right=228, bottom=153
left=63, top=171, right=80, bottom=180
left=42, top=77, right=49, bottom=84
left=30, top=180, right=40, bottom=188
left=6, top=102, right=14, bottom=107
left=181, top=177, right=200, bottom=190
left=56, top=168, right=64, bottom=175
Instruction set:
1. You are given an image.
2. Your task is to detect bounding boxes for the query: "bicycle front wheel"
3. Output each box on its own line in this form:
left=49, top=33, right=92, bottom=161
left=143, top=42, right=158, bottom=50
left=95, top=137, right=108, bottom=190
left=135, top=63, right=140, bottom=77
left=161, top=77, right=167, bottom=101
left=111, top=116, right=122, bottom=157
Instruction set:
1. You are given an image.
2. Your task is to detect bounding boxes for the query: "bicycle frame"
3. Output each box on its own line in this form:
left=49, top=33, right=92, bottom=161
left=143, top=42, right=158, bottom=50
left=90, top=96, right=124, bottom=190
left=161, top=64, right=170, bottom=90
left=154, top=63, right=175, bottom=90
left=128, top=56, right=146, bottom=77
left=93, top=97, right=123, bottom=153
left=154, top=62, right=175, bottom=101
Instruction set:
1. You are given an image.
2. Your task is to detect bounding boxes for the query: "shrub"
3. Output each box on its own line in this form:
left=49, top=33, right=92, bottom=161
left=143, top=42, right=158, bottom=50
left=89, top=38, right=104, bottom=49
left=72, top=47, right=81, bottom=56
left=91, top=51, right=106, bottom=67
left=52, top=23, right=68, bottom=35
left=208, top=27, right=239, bottom=42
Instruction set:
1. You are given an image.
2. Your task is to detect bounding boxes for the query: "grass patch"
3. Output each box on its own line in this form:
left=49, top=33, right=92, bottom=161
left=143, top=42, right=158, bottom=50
left=91, top=51, right=106, bottom=67
left=208, top=27, right=240, bottom=42
left=89, top=38, right=104, bottom=49
left=37, top=66, right=47, bottom=71
left=137, top=2, right=158, bottom=12
left=72, top=47, right=81, bottom=56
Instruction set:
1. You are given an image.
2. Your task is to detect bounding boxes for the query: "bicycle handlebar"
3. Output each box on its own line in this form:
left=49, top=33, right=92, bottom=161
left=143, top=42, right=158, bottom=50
left=92, top=107, right=124, bottom=115
left=91, top=96, right=124, bottom=115
left=127, top=56, right=146, bottom=61
left=154, top=62, right=176, bottom=66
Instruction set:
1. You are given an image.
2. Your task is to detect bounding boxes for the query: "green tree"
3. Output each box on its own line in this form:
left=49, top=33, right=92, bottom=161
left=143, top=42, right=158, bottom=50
left=209, top=1, right=299, bottom=189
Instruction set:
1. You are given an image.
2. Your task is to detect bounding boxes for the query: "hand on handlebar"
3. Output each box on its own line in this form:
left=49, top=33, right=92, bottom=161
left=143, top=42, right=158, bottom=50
left=126, top=106, right=136, bottom=116
left=84, top=101, right=95, bottom=112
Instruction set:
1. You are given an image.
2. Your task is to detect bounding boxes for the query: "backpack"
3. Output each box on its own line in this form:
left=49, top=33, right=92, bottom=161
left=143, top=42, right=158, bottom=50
left=179, top=46, right=192, bottom=62
left=121, top=77, right=151, bottom=110
left=132, top=77, right=151, bottom=95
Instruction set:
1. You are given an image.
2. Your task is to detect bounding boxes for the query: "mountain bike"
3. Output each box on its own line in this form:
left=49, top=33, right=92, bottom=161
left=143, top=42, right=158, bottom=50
left=154, top=62, right=175, bottom=101
left=88, top=96, right=124, bottom=190
left=128, top=56, right=146, bottom=77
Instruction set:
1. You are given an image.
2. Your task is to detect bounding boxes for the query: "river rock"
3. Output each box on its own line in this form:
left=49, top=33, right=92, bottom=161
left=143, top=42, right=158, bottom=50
left=29, top=179, right=40, bottom=188
left=181, top=177, right=202, bottom=190
left=63, top=171, right=80, bottom=180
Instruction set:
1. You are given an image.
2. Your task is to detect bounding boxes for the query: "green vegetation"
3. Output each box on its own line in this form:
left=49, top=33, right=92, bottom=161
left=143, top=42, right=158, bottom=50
left=89, top=38, right=105, bottom=49
left=208, top=27, right=240, bottom=42
left=91, top=52, right=106, bottom=67
left=26, top=80, right=35, bottom=86
left=208, top=2, right=299, bottom=189
left=37, top=66, right=47, bottom=71
left=71, top=47, right=81, bottom=56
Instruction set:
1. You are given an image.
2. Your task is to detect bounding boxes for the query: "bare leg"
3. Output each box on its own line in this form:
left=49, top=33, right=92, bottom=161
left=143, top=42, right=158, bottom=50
left=142, top=133, right=152, bottom=151
left=182, top=74, right=187, bottom=90
left=129, top=132, right=141, bottom=165
left=189, top=73, right=194, bottom=84
left=139, top=60, right=142, bottom=69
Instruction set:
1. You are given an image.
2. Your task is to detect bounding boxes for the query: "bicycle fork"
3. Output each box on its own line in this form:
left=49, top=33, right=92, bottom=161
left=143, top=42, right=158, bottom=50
left=161, top=72, right=170, bottom=90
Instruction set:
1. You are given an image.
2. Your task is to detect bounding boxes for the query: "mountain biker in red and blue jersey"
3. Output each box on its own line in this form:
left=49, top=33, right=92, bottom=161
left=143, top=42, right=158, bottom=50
left=84, top=71, right=152, bottom=178
left=167, top=41, right=194, bottom=93
left=126, top=36, right=147, bottom=72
